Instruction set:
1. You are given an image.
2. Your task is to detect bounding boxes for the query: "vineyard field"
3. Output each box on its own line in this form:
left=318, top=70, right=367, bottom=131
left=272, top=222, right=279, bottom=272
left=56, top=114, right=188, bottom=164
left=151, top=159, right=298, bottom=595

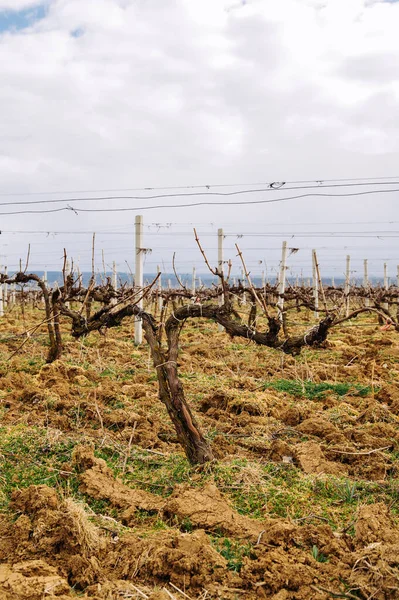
left=2, top=0, right=398, bottom=596
left=1, top=303, right=399, bottom=599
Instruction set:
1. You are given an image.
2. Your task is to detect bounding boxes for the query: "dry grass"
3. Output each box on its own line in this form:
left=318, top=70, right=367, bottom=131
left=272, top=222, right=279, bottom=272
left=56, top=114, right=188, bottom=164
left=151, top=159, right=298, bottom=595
left=61, top=497, right=105, bottom=556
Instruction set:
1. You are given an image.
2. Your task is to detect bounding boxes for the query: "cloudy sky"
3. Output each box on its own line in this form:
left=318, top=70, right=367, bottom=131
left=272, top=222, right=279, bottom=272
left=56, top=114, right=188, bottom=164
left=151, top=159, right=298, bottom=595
left=0, top=0, right=399, bottom=280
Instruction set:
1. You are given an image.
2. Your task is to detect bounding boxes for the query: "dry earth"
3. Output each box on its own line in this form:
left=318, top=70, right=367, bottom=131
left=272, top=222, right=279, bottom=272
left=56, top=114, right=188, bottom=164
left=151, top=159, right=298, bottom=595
left=0, top=305, right=399, bottom=598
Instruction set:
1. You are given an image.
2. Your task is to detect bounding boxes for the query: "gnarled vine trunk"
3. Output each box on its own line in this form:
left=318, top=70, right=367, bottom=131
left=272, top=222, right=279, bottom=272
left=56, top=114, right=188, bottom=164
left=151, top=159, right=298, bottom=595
left=143, top=320, right=214, bottom=464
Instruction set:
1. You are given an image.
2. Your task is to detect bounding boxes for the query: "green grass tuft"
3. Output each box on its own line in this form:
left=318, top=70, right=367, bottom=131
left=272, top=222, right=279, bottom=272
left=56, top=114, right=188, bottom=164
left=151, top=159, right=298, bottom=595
left=211, top=536, right=255, bottom=571
left=263, top=379, right=373, bottom=399
left=312, top=545, right=329, bottom=563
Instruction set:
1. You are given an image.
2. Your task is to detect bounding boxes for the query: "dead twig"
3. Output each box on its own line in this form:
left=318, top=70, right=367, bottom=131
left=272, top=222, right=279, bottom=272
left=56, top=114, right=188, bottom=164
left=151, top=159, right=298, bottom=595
left=256, top=530, right=266, bottom=545
left=310, top=584, right=361, bottom=599
left=294, top=514, right=330, bottom=524
left=130, top=585, right=149, bottom=599
left=313, top=250, right=328, bottom=314
left=327, top=446, right=391, bottom=456
left=172, top=252, right=188, bottom=292
left=235, top=242, right=270, bottom=318
left=169, top=582, right=193, bottom=599
left=7, top=312, right=61, bottom=361
left=122, top=422, right=137, bottom=474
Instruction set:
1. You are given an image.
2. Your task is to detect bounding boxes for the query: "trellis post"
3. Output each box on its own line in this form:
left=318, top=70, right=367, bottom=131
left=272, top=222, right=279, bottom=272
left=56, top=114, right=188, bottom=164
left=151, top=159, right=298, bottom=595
left=135, top=215, right=143, bottom=345
left=276, top=241, right=287, bottom=322
left=42, top=271, right=47, bottom=306
left=241, top=268, right=247, bottom=305
left=192, top=266, right=196, bottom=296
left=312, top=249, right=319, bottom=319
left=396, top=264, right=399, bottom=321
left=3, top=267, right=8, bottom=308
left=383, top=262, right=389, bottom=311
left=0, top=274, right=3, bottom=317
left=345, top=255, right=351, bottom=317
left=363, top=259, right=369, bottom=307
left=112, top=261, right=118, bottom=290
left=218, top=228, right=224, bottom=331
left=157, top=265, right=163, bottom=313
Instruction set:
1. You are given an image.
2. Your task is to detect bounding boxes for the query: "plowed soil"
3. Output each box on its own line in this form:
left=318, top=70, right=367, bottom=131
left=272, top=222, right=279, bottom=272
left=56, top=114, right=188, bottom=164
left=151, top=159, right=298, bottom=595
left=1, top=306, right=399, bottom=599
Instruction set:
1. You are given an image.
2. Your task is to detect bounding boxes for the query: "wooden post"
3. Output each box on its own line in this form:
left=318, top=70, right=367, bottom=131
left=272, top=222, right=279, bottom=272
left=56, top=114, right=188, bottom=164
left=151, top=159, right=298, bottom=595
left=110, top=262, right=117, bottom=306
left=3, top=267, right=8, bottom=308
left=313, top=250, right=327, bottom=314
left=218, top=229, right=224, bottom=278
left=345, top=255, right=351, bottom=317
left=112, top=261, right=117, bottom=290
left=312, top=249, right=319, bottom=319
left=0, top=279, right=3, bottom=317
left=396, top=265, right=399, bottom=321
left=157, top=265, right=163, bottom=313
left=192, top=266, right=196, bottom=295
left=277, top=241, right=287, bottom=322
left=218, top=228, right=224, bottom=331
left=383, top=262, right=389, bottom=311
left=64, top=261, right=71, bottom=308
left=241, top=268, right=247, bottom=305
left=135, top=215, right=143, bottom=345
left=42, top=271, right=47, bottom=306
left=11, top=283, right=15, bottom=305
left=261, top=270, right=266, bottom=302
left=363, top=259, right=369, bottom=307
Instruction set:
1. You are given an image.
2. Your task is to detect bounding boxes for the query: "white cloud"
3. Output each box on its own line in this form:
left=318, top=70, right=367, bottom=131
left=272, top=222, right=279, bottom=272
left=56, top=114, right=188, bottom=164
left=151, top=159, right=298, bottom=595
left=0, top=0, right=398, bottom=275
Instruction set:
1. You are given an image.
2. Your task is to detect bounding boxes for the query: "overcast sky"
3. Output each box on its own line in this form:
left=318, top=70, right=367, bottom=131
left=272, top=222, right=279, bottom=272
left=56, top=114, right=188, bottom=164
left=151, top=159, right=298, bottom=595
left=1, top=0, right=399, bottom=279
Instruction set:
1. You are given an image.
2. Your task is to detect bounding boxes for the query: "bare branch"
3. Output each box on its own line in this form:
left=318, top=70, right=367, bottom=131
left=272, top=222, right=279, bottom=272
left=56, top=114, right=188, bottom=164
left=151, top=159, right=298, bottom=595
left=194, top=228, right=217, bottom=276
left=235, top=243, right=270, bottom=319
left=23, top=244, right=31, bottom=274
left=172, top=252, right=188, bottom=292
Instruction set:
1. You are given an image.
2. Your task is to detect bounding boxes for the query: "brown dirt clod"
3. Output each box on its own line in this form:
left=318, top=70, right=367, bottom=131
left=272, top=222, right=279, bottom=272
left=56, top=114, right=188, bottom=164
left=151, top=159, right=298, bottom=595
left=163, top=481, right=266, bottom=540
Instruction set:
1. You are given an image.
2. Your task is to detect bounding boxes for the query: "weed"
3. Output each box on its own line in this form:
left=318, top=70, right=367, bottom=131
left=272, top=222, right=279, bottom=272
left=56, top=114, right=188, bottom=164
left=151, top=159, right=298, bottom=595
left=311, top=545, right=329, bottom=563
left=205, top=427, right=219, bottom=442
left=211, top=537, right=254, bottom=572
left=339, top=481, right=358, bottom=504
left=180, top=517, right=193, bottom=532
left=100, top=367, right=118, bottom=378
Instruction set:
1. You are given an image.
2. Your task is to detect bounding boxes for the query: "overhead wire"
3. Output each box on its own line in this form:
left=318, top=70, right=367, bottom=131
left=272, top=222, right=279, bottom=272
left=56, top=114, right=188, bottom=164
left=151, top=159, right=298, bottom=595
left=1, top=178, right=397, bottom=274
left=2, top=231, right=399, bottom=238
left=1, top=174, right=399, bottom=197
left=0, top=180, right=398, bottom=208
left=0, top=186, right=399, bottom=216
left=2, top=220, right=399, bottom=235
